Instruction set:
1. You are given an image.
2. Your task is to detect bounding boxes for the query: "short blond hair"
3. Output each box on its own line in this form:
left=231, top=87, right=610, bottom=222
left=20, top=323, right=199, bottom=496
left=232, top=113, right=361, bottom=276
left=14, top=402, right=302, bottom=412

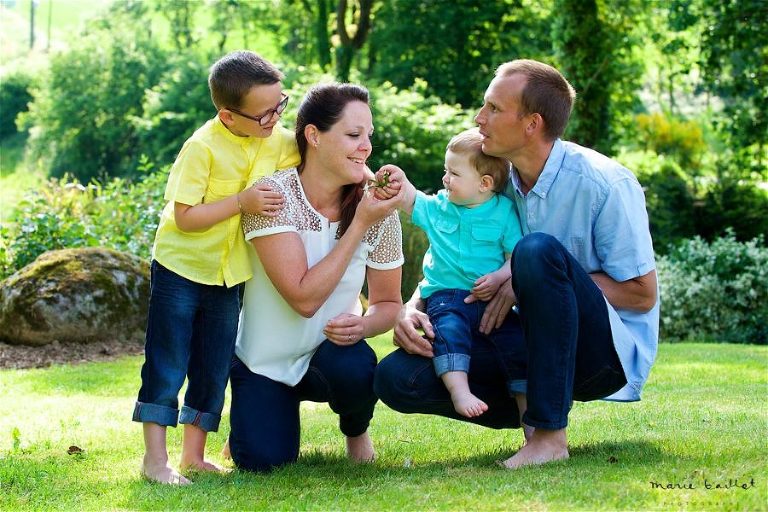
left=447, top=128, right=510, bottom=192
left=496, top=59, right=575, bottom=140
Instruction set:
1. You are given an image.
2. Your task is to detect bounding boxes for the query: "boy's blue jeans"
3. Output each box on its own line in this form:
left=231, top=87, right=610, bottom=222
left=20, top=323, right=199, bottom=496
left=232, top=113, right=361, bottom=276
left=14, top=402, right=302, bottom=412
left=229, top=339, right=378, bottom=472
left=132, top=261, right=241, bottom=433
left=427, top=288, right=527, bottom=395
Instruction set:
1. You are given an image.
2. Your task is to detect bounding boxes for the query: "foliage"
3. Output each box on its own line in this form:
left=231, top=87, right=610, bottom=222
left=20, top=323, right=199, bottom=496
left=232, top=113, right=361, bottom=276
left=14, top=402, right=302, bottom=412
left=635, top=112, right=706, bottom=169
left=367, top=80, right=476, bottom=191
left=699, top=0, right=768, bottom=179
left=696, top=178, right=768, bottom=243
left=22, top=28, right=169, bottom=182
left=0, top=162, right=165, bottom=279
left=0, top=70, right=35, bottom=139
left=552, top=0, right=645, bottom=154
left=657, top=231, right=767, bottom=344
left=397, top=211, right=428, bottom=300
left=621, top=150, right=697, bottom=254
left=133, top=51, right=214, bottom=166
left=369, top=0, right=551, bottom=108
left=0, top=342, right=766, bottom=510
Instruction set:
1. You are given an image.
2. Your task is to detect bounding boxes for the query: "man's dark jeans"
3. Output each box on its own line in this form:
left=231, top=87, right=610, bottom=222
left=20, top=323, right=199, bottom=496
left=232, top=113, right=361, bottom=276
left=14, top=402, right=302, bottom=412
left=375, top=233, right=626, bottom=431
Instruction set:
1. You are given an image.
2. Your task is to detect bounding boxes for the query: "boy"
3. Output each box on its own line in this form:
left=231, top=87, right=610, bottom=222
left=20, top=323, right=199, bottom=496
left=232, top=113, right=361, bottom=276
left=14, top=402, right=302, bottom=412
left=377, top=128, right=526, bottom=418
left=132, top=50, right=299, bottom=485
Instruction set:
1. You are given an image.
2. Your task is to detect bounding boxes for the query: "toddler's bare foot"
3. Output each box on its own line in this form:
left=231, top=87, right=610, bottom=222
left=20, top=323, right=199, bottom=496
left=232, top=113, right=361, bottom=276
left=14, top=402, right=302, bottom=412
left=346, top=431, right=375, bottom=463
left=451, top=390, right=488, bottom=418
left=221, top=439, right=231, bottom=460
left=142, top=459, right=191, bottom=485
left=179, top=458, right=231, bottom=474
left=500, top=428, right=569, bottom=469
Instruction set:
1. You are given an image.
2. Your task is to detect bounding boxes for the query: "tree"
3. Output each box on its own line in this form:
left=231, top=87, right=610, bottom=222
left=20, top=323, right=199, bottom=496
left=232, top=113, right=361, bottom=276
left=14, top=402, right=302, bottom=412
left=370, top=0, right=551, bottom=107
left=699, top=0, right=768, bottom=178
left=552, top=0, right=644, bottom=154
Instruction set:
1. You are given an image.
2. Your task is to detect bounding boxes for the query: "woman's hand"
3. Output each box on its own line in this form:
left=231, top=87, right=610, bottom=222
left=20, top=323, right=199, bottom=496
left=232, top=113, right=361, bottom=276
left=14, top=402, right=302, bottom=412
left=324, top=313, right=366, bottom=346
left=352, top=185, right=401, bottom=229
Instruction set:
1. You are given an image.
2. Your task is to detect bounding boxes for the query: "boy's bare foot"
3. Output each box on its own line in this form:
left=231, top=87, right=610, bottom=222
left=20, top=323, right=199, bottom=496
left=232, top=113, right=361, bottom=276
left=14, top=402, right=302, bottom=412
left=179, top=458, right=231, bottom=474
left=451, top=390, right=488, bottom=418
left=142, top=459, right=191, bottom=485
left=346, top=431, right=375, bottom=463
left=500, top=428, right=569, bottom=469
left=221, top=439, right=231, bottom=460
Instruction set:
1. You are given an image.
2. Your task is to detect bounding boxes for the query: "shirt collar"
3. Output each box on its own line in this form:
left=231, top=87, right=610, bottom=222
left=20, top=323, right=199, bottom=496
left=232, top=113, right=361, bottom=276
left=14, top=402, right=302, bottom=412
left=509, top=138, right=565, bottom=199
left=212, top=115, right=260, bottom=146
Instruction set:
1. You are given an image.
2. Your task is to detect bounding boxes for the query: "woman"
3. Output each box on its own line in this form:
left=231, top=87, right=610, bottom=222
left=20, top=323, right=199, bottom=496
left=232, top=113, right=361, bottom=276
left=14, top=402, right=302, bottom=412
left=228, top=83, right=404, bottom=472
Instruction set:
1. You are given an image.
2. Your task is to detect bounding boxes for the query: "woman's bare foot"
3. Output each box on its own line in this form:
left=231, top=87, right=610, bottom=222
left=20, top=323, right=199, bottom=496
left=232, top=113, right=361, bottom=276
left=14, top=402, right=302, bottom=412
left=142, top=458, right=191, bottom=485
left=451, top=390, right=488, bottom=418
left=221, top=439, right=231, bottom=460
left=500, top=428, right=569, bottom=469
left=346, top=431, right=375, bottom=463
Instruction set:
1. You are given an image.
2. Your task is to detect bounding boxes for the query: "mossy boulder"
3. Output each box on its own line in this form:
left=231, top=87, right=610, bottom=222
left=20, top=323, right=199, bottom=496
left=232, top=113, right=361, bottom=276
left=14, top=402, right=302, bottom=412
left=0, top=248, right=149, bottom=346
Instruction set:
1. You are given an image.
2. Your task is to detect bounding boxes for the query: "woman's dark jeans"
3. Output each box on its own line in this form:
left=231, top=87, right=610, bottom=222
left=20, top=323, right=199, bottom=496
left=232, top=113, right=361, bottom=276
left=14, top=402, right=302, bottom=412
left=229, top=339, right=378, bottom=472
left=511, top=233, right=626, bottom=430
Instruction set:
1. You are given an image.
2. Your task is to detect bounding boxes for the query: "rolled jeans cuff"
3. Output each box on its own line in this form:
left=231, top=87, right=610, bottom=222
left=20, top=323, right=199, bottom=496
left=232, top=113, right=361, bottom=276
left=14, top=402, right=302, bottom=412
left=132, top=401, right=178, bottom=427
left=433, top=353, right=471, bottom=376
left=508, top=379, right=527, bottom=395
left=179, top=405, right=221, bottom=432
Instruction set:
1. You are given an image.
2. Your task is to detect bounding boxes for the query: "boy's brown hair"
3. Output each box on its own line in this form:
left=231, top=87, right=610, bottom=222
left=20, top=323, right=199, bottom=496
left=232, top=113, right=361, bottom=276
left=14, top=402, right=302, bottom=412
left=208, top=50, right=284, bottom=110
left=447, top=128, right=510, bottom=192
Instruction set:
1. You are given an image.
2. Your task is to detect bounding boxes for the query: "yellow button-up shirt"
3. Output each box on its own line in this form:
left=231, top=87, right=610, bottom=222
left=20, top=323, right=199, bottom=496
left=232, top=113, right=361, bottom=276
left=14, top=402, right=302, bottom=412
left=152, top=116, right=300, bottom=286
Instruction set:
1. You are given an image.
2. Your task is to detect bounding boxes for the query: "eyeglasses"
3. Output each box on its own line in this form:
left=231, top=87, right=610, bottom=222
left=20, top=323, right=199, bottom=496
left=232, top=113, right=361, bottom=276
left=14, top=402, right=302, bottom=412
left=227, top=94, right=289, bottom=126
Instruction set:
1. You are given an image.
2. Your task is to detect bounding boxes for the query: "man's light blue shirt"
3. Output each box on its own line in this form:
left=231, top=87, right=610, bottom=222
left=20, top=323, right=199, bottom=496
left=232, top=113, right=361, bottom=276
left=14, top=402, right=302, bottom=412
left=413, top=190, right=522, bottom=299
left=504, top=139, right=659, bottom=401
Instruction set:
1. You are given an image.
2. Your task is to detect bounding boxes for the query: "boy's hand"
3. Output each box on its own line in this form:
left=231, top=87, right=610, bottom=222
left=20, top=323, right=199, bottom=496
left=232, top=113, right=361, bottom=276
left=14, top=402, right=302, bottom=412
left=239, top=184, right=284, bottom=217
left=372, top=164, right=416, bottom=212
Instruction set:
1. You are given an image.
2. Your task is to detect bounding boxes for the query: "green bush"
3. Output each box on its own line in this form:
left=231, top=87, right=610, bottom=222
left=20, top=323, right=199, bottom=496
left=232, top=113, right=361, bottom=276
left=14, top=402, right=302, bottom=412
left=22, top=30, right=169, bottom=182
left=0, top=70, right=35, bottom=139
left=0, top=162, right=166, bottom=279
left=657, top=231, right=767, bottom=344
left=134, top=51, right=215, bottom=166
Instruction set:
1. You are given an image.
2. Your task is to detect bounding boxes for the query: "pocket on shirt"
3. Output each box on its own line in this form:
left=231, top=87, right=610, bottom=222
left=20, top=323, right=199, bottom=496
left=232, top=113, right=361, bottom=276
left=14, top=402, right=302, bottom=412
left=435, top=218, right=459, bottom=235
left=471, top=225, right=502, bottom=246
left=205, top=177, right=246, bottom=203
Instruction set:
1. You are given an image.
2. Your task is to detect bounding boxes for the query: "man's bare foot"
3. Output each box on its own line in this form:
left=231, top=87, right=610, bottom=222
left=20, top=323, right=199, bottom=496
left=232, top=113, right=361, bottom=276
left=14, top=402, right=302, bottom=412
left=500, top=428, right=569, bottom=469
left=451, top=390, right=488, bottom=418
left=142, top=459, right=191, bottom=485
left=179, top=458, right=231, bottom=474
left=221, top=439, right=231, bottom=460
left=346, top=431, right=375, bottom=463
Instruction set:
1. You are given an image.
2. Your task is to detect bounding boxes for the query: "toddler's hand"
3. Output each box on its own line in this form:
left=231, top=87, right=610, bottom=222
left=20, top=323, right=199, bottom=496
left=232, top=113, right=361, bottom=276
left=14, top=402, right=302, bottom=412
left=239, top=184, right=284, bottom=216
left=470, top=271, right=505, bottom=301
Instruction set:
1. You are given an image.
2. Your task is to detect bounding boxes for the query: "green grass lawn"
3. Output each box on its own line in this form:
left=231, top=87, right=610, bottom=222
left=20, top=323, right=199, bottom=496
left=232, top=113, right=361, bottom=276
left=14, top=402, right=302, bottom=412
left=0, top=338, right=766, bottom=511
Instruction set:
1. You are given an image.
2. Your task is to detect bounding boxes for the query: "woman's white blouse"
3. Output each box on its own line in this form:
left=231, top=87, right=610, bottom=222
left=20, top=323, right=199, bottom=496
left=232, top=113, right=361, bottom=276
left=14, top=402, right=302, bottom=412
left=235, top=168, right=404, bottom=386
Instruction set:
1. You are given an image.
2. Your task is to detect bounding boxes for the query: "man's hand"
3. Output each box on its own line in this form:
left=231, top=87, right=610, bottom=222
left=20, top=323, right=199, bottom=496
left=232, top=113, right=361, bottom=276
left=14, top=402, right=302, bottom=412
left=472, top=279, right=517, bottom=334
left=392, top=302, right=435, bottom=358
left=239, top=184, right=284, bottom=217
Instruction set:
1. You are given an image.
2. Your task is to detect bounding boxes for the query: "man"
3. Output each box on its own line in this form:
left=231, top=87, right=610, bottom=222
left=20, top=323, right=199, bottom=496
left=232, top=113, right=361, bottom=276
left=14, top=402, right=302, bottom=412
left=374, top=59, right=659, bottom=468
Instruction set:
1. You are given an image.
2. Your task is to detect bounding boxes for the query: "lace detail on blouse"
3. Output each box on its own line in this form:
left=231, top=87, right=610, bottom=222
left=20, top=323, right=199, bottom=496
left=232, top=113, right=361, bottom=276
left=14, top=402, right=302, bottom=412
left=242, top=168, right=403, bottom=267
left=242, top=169, right=322, bottom=236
